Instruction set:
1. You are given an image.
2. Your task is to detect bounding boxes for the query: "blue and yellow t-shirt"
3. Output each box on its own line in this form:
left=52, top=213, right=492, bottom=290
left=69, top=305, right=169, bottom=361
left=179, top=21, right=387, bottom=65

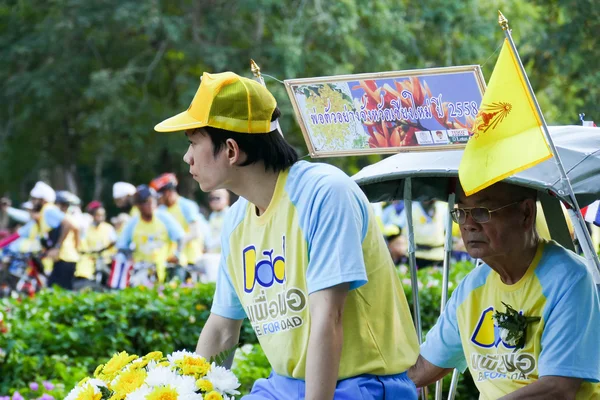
left=160, top=196, right=203, bottom=265
left=212, top=161, right=419, bottom=380
left=116, top=210, right=185, bottom=281
left=421, top=240, right=600, bottom=399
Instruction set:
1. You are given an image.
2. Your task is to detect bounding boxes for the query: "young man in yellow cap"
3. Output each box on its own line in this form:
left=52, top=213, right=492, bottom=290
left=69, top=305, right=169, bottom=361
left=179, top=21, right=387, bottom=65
left=155, top=71, right=419, bottom=399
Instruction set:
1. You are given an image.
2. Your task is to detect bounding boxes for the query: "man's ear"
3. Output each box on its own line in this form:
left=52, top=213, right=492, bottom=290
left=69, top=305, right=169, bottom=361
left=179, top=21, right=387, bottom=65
left=225, top=138, right=244, bottom=166
left=523, top=199, right=537, bottom=229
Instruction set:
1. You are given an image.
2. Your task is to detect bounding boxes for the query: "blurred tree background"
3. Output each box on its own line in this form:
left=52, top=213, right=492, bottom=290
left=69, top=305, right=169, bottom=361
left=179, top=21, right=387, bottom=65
left=0, top=0, right=598, bottom=211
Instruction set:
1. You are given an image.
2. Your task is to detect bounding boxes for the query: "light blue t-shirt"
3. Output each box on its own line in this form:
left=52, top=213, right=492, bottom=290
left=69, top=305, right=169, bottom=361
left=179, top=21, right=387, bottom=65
left=44, top=207, right=65, bottom=229
left=421, top=240, right=600, bottom=398
left=17, top=207, right=63, bottom=237
left=209, top=161, right=419, bottom=380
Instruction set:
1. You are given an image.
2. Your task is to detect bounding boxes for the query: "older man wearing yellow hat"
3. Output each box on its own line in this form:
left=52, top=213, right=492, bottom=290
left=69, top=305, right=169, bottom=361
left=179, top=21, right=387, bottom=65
left=155, top=72, right=420, bottom=399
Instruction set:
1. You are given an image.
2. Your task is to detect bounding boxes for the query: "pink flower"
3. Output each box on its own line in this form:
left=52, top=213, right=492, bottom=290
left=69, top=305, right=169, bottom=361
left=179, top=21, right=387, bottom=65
left=29, top=383, right=39, bottom=391
left=39, top=394, right=54, bottom=400
left=42, top=382, right=54, bottom=391
left=12, top=392, right=24, bottom=400
left=0, top=396, right=10, bottom=400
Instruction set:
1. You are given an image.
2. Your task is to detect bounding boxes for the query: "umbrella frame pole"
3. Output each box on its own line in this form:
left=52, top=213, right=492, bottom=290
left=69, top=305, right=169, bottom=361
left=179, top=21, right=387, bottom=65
left=404, top=178, right=422, bottom=342
left=403, top=178, right=426, bottom=400
left=435, top=193, right=456, bottom=400
left=448, top=369, right=460, bottom=400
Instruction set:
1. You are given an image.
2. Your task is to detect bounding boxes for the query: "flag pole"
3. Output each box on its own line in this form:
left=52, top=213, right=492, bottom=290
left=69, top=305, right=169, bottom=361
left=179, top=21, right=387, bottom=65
left=498, top=11, right=600, bottom=282
left=250, top=59, right=266, bottom=86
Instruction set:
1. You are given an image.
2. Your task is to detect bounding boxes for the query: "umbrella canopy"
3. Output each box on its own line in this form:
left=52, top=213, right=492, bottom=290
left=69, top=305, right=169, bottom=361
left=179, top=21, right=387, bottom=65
left=353, top=125, right=600, bottom=207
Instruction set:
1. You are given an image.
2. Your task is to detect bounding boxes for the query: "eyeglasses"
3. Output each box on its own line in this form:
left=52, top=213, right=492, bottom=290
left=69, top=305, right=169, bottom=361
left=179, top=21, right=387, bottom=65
left=450, top=201, right=523, bottom=224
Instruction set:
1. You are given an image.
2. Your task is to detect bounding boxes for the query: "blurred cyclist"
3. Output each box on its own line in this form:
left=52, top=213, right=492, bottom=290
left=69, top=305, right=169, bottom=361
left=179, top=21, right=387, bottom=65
left=112, top=185, right=185, bottom=287
left=21, top=182, right=80, bottom=289
left=150, top=173, right=208, bottom=280
left=112, top=182, right=139, bottom=217
left=78, top=201, right=117, bottom=283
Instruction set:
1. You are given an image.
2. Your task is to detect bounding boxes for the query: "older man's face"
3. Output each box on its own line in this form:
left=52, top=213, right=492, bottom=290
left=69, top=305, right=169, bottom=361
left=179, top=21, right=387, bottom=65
left=456, top=183, right=529, bottom=260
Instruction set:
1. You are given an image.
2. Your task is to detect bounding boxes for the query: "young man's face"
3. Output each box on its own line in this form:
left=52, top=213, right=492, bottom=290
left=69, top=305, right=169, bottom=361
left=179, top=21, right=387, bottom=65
left=184, top=129, right=229, bottom=192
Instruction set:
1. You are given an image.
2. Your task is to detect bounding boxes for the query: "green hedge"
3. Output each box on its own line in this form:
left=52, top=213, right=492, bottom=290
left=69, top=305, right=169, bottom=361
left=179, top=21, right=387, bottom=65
left=0, top=262, right=479, bottom=399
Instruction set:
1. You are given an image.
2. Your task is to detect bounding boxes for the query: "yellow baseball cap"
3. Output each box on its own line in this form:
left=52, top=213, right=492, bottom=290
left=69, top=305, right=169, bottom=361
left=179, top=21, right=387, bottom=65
left=154, top=71, right=278, bottom=134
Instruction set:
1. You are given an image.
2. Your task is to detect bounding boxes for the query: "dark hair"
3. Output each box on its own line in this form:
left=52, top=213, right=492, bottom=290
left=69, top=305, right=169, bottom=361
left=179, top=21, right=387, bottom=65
left=200, top=108, right=298, bottom=173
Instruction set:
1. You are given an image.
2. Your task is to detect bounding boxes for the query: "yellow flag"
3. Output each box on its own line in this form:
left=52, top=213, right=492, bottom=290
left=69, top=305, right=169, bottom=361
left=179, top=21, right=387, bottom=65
left=458, top=38, right=552, bottom=195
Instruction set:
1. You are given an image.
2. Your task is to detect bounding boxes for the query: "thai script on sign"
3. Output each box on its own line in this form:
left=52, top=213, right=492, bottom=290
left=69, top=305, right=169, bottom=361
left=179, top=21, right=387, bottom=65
left=308, top=91, right=479, bottom=126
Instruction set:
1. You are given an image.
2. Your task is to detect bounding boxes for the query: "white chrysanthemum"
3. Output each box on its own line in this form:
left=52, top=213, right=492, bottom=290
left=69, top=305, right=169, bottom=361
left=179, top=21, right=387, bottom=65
left=146, top=365, right=180, bottom=386
left=174, top=375, right=199, bottom=395
left=167, top=349, right=199, bottom=364
left=145, top=360, right=161, bottom=370
left=500, top=327, right=523, bottom=347
left=125, top=384, right=151, bottom=400
left=64, top=386, right=82, bottom=400
left=205, top=362, right=241, bottom=395
left=88, top=378, right=108, bottom=388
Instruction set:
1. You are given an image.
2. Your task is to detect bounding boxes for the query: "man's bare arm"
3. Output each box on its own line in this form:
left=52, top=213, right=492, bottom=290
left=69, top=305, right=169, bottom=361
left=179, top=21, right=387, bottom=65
left=305, top=282, right=349, bottom=400
left=499, top=376, right=582, bottom=400
left=195, top=313, right=243, bottom=369
left=408, top=355, right=453, bottom=387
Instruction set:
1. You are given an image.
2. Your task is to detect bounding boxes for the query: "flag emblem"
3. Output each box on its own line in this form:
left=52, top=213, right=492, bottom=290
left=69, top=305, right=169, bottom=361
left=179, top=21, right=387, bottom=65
left=473, top=102, right=512, bottom=137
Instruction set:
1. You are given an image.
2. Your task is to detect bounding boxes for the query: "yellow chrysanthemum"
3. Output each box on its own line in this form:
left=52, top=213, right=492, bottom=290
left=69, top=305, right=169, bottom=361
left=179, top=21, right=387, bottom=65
left=157, top=361, right=171, bottom=367
left=143, top=351, right=164, bottom=361
left=196, top=378, right=213, bottom=392
left=93, top=364, right=104, bottom=377
left=111, top=369, right=147, bottom=399
left=195, top=304, right=207, bottom=311
left=176, top=355, right=211, bottom=377
left=204, top=391, right=223, bottom=400
left=146, top=385, right=179, bottom=400
left=74, top=384, right=102, bottom=400
left=101, top=352, right=138, bottom=379
left=129, top=359, right=149, bottom=370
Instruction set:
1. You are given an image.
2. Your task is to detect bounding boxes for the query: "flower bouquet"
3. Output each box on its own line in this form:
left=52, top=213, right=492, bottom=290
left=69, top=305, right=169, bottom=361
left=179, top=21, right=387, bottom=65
left=65, top=350, right=240, bottom=400
left=493, top=302, right=540, bottom=350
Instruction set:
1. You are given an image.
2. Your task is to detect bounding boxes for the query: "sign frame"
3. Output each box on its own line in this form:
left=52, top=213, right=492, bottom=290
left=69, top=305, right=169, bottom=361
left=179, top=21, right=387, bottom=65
left=284, top=65, right=487, bottom=158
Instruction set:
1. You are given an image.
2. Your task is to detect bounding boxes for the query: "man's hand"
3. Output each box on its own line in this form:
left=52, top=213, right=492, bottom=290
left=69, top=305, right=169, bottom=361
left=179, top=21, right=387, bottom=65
left=408, top=355, right=453, bottom=388
left=305, top=283, right=350, bottom=400
left=196, top=313, right=243, bottom=369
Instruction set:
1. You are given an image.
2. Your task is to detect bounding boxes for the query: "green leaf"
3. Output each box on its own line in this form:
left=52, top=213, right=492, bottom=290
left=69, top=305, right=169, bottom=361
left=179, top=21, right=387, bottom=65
left=209, top=343, right=239, bottom=366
